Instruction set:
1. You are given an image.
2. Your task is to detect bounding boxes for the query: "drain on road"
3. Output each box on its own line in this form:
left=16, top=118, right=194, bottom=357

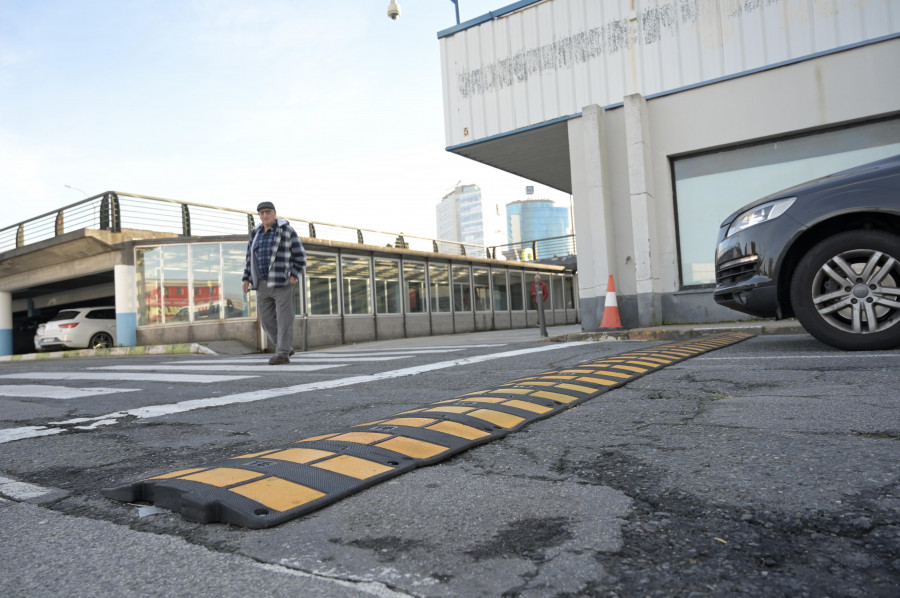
left=102, top=333, right=753, bottom=528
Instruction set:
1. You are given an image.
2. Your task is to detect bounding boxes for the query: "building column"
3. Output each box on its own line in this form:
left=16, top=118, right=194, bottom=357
left=0, top=292, right=11, bottom=356
left=568, top=104, right=618, bottom=330
left=115, top=265, right=137, bottom=347
left=624, top=93, right=662, bottom=327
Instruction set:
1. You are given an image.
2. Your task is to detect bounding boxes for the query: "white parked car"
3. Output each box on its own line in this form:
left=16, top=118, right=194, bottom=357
left=38, top=307, right=117, bottom=350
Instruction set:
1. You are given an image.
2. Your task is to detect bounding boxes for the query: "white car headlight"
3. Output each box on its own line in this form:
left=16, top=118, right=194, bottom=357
left=726, top=197, right=796, bottom=238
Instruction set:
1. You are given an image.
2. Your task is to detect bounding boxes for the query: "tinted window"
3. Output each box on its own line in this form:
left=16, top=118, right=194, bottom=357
left=51, top=311, right=80, bottom=321
left=88, top=309, right=115, bottom=319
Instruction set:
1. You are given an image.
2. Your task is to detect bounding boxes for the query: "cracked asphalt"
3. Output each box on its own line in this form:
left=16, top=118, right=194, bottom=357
left=1, top=331, right=898, bottom=597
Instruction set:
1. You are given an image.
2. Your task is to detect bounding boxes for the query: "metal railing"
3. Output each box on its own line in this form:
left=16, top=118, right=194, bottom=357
left=0, top=191, right=576, bottom=262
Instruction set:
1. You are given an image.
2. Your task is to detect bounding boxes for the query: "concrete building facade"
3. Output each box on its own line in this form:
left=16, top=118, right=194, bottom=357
left=438, top=0, right=900, bottom=329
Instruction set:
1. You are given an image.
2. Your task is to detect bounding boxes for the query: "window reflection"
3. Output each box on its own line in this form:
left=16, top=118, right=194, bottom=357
left=452, top=265, right=471, bottom=312
left=307, top=254, right=339, bottom=315
left=342, top=256, right=372, bottom=315
left=375, top=258, right=401, bottom=314
left=509, top=271, right=525, bottom=311
left=473, top=267, right=490, bottom=312
left=491, top=270, right=508, bottom=312
left=404, top=262, right=426, bottom=313
left=429, top=263, right=451, bottom=313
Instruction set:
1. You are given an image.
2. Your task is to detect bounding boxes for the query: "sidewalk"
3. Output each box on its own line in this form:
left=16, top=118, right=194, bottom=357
left=0, top=319, right=808, bottom=362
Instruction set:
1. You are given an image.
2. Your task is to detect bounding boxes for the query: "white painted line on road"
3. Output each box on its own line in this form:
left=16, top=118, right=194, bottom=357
left=90, top=364, right=346, bottom=372
left=0, top=343, right=584, bottom=445
left=318, top=344, right=507, bottom=352
left=0, top=385, right=141, bottom=399
left=0, top=372, right=258, bottom=383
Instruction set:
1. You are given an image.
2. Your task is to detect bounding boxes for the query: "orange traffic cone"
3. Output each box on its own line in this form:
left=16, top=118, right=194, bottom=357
left=599, top=275, right=623, bottom=329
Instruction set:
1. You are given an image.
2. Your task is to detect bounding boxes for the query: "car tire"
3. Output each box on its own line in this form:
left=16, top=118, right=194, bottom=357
left=790, top=230, right=900, bottom=350
left=89, top=332, right=114, bottom=349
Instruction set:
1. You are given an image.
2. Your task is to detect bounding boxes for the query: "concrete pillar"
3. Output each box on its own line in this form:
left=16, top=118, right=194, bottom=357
left=114, top=265, right=137, bottom=347
left=568, top=104, right=618, bottom=330
left=623, top=93, right=662, bottom=327
left=0, top=292, right=11, bottom=356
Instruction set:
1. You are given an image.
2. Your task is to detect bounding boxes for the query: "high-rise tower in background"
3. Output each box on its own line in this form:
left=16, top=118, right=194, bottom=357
left=506, top=191, right=572, bottom=260
left=436, top=183, right=484, bottom=253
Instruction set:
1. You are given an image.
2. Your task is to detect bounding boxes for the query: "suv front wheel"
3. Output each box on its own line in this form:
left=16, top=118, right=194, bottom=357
left=790, top=230, right=900, bottom=350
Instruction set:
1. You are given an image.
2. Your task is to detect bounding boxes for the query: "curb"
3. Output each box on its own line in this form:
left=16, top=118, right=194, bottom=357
left=0, top=343, right=216, bottom=362
left=548, top=321, right=807, bottom=343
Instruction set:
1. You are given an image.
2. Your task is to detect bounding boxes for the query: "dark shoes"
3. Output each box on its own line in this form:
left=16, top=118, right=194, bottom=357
left=268, top=355, right=290, bottom=365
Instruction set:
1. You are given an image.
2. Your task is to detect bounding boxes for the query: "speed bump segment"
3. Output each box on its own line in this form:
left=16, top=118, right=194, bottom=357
left=101, top=332, right=753, bottom=528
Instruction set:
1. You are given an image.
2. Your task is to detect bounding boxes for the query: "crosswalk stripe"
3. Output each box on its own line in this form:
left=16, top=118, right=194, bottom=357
left=0, top=385, right=141, bottom=399
left=90, top=364, right=345, bottom=372
left=319, top=344, right=507, bottom=353
left=0, top=372, right=257, bottom=383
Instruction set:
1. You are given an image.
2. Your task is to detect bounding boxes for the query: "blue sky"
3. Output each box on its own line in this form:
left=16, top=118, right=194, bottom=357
left=0, top=0, right=569, bottom=243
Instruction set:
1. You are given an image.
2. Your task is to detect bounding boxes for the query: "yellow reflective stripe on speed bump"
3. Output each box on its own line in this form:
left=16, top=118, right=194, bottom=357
left=102, top=332, right=753, bottom=528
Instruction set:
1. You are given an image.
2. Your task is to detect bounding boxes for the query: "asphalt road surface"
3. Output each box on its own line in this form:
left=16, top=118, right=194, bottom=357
left=1, top=328, right=898, bottom=597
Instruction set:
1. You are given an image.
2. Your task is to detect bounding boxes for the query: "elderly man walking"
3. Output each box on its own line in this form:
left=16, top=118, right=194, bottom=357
left=242, top=201, right=306, bottom=365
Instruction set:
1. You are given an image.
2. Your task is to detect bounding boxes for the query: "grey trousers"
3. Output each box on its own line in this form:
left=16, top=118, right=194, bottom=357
left=256, top=282, right=296, bottom=357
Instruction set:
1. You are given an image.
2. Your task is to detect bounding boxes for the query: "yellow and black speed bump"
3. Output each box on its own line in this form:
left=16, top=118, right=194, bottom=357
left=101, top=332, right=753, bottom=528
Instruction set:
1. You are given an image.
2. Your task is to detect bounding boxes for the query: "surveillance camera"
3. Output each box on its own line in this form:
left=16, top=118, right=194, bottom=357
left=387, top=0, right=400, bottom=20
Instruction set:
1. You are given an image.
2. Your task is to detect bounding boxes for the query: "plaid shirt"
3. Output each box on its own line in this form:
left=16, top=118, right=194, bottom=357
left=243, top=218, right=306, bottom=289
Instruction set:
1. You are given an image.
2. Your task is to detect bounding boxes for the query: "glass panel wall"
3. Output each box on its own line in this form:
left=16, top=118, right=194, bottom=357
left=473, top=268, right=490, bottom=311
left=404, top=261, right=427, bottom=313
left=375, top=258, right=401, bottom=314
left=491, top=270, right=508, bottom=312
left=223, top=242, right=255, bottom=318
left=162, top=245, right=189, bottom=324
left=342, top=256, right=372, bottom=315
left=429, top=263, right=451, bottom=313
left=550, top=275, right=563, bottom=310
left=190, top=244, right=222, bottom=321
left=452, top=265, right=472, bottom=312
left=563, top=276, right=575, bottom=310
left=509, top=270, right=525, bottom=311
left=307, top=254, right=339, bottom=315
left=674, top=118, right=900, bottom=286
left=136, top=247, right=162, bottom=326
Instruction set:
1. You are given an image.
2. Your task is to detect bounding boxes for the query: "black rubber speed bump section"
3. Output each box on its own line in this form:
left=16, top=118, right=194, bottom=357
left=102, top=332, right=753, bottom=528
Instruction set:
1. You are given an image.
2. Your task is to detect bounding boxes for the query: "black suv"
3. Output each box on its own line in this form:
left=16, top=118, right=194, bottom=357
left=714, top=153, right=900, bottom=350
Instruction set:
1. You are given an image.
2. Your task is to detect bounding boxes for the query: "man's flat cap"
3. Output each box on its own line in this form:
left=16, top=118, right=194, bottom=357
left=257, top=201, right=276, bottom=212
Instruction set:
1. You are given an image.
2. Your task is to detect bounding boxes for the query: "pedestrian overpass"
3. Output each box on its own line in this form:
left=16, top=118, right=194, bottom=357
left=0, top=192, right=579, bottom=355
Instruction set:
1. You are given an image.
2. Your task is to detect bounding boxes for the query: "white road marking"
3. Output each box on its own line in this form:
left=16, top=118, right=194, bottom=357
left=91, top=364, right=346, bottom=372
left=0, top=372, right=257, bottom=383
left=0, top=385, right=141, bottom=399
left=318, top=344, right=507, bottom=352
left=0, top=343, right=584, bottom=445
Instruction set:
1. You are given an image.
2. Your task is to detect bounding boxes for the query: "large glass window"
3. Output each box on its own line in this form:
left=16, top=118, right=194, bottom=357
left=491, top=270, right=508, bottom=312
left=136, top=247, right=162, bottom=326
left=375, top=258, right=401, bottom=314
left=473, top=268, right=490, bottom=311
left=307, top=254, right=339, bottom=315
left=403, top=261, right=427, bottom=313
left=191, top=244, right=221, bottom=321
left=162, top=245, right=189, bottom=324
left=429, top=263, right=451, bottom=313
left=452, top=265, right=472, bottom=312
left=223, top=242, right=254, bottom=319
left=563, top=275, right=575, bottom=310
left=509, top=270, right=525, bottom=311
left=342, top=256, right=372, bottom=315
left=550, top=275, right=563, bottom=310
left=674, top=118, right=900, bottom=286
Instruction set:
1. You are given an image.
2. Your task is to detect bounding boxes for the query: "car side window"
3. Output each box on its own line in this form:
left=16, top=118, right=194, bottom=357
left=87, top=309, right=115, bottom=320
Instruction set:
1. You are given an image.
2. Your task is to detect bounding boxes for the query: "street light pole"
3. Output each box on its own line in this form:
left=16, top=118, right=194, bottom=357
left=64, top=185, right=89, bottom=197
